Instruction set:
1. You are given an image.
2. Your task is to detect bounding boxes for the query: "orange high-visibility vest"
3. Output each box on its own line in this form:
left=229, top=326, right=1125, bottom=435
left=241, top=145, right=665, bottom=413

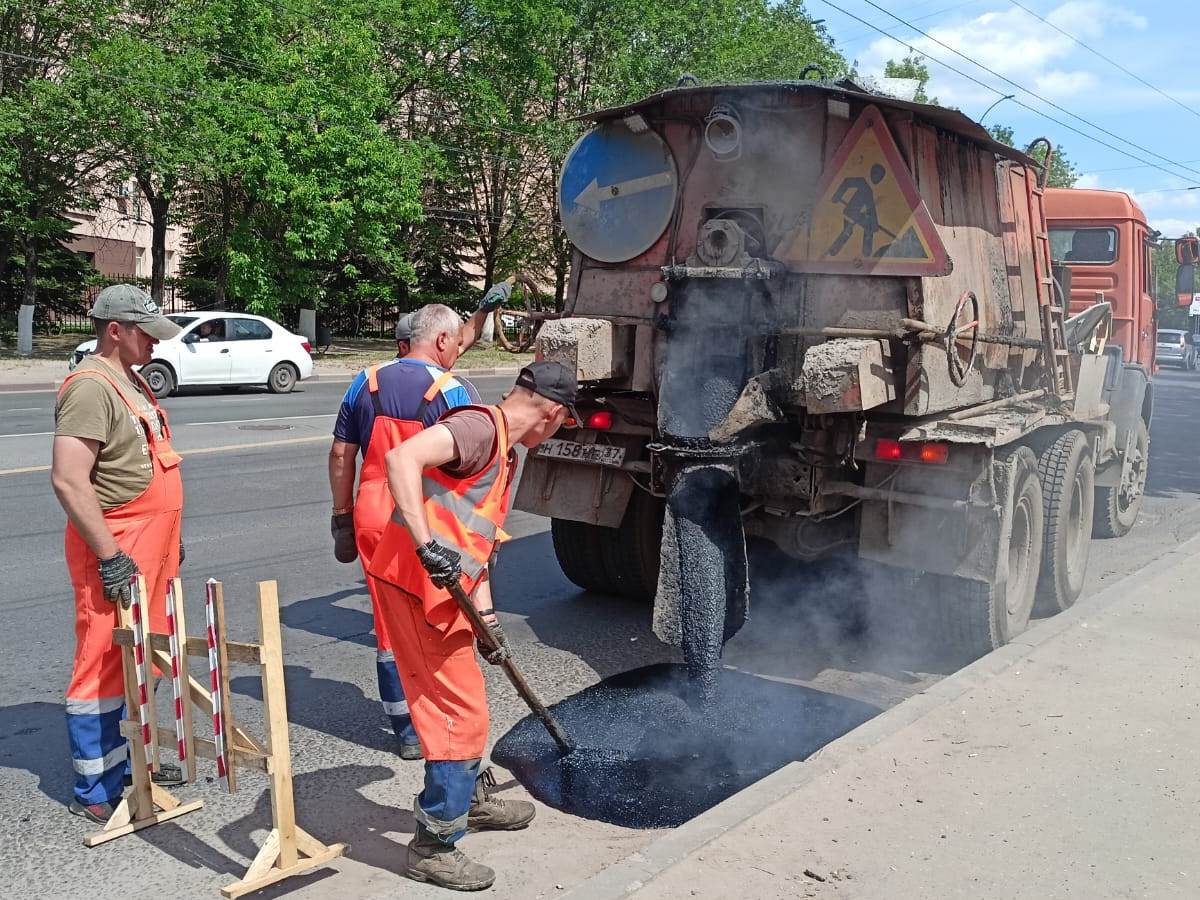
left=368, top=404, right=516, bottom=633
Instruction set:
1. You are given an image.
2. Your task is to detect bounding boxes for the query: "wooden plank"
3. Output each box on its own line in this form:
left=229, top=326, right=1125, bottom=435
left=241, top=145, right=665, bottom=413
left=256, top=580, right=298, bottom=869
left=212, top=580, right=238, bottom=793
left=83, top=800, right=204, bottom=848
left=151, top=726, right=270, bottom=773
left=113, top=630, right=261, bottom=664
left=219, top=841, right=346, bottom=899
left=170, top=578, right=198, bottom=783
left=118, top=598, right=155, bottom=819
left=242, top=829, right=282, bottom=882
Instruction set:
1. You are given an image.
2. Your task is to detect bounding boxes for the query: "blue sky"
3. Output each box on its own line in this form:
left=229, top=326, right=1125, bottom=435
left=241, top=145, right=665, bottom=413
left=812, top=0, right=1199, bottom=237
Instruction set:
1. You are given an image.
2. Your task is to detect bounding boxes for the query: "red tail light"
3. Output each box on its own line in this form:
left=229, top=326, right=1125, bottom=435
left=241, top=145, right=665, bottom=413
left=301, top=341, right=313, bottom=354
left=586, top=411, right=613, bottom=430
left=874, top=438, right=948, bottom=464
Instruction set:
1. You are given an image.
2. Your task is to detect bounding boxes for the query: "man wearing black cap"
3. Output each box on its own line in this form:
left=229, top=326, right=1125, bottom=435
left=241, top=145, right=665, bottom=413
left=366, top=361, right=576, bottom=891
left=50, top=284, right=186, bottom=823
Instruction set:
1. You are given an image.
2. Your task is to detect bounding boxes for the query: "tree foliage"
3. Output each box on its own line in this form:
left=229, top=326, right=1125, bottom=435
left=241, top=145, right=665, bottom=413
left=986, top=124, right=1079, bottom=188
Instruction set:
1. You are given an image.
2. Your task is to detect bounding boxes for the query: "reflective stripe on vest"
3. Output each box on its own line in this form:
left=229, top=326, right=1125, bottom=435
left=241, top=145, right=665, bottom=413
left=389, top=405, right=513, bottom=584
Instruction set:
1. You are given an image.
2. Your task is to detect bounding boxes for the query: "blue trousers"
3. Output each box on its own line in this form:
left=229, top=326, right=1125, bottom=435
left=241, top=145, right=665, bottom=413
left=414, top=759, right=481, bottom=844
left=66, top=696, right=128, bottom=805
left=377, top=650, right=418, bottom=746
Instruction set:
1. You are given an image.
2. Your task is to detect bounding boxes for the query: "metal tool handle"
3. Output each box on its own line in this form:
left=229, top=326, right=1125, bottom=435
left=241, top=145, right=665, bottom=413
left=445, top=580, right=575, bottom=754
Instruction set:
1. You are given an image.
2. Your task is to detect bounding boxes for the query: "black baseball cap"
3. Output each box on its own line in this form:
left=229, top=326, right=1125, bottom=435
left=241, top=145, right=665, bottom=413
left=516, top=361, right=580, bottom=421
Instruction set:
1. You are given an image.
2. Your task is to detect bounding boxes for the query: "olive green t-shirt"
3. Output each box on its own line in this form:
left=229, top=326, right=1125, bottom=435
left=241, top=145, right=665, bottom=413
left=55, top=356, right=164, bottom=509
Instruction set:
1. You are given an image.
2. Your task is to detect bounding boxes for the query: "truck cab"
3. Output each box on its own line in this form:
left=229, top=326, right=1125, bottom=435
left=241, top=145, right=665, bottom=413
left=1044, top=188, right=1156, bottom=370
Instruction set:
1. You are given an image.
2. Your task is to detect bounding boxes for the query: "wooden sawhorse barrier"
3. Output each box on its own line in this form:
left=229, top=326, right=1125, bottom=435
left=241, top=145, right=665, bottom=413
left=91, top=576, right=346, bottom=898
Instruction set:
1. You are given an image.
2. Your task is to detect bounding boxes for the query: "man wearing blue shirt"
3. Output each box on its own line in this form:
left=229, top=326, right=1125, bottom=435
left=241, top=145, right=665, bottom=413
left=327, top=291, right=510, bottom=758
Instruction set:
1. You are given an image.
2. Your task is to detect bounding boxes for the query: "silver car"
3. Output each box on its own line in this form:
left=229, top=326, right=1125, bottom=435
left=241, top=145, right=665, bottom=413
left=1156, top=329, right=1196, bottom=370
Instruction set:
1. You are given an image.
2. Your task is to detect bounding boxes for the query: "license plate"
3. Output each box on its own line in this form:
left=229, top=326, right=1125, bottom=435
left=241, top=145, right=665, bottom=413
left=537, top=439, right=627, bottom=467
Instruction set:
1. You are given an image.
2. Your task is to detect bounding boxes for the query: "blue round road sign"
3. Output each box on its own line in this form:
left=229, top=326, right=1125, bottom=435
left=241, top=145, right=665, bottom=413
left=559, top=123, right=678, bottom=264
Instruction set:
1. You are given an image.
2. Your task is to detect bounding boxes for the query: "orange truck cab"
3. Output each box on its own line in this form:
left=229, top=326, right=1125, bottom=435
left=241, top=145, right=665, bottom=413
left=1044, top=188, right=1157, bottom=370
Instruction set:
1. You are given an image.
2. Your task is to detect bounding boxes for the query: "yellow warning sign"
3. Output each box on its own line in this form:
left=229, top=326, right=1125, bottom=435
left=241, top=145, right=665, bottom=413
left=776, top=106, right=950, bottom=276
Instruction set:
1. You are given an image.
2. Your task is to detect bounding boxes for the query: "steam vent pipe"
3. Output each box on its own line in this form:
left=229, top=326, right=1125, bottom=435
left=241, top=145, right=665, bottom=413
left=653, top=280, right=752, bottom=700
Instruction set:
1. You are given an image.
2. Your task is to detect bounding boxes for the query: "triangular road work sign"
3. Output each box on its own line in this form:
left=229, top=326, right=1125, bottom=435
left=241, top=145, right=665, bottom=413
left=776, top=106, right=951, bottom=276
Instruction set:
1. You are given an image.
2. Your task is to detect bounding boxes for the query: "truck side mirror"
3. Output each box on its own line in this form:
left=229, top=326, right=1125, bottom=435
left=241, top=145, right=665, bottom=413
left=1178, top=264, right=1196, bottom=306
left=1176, top=236, right=1200, bottom=266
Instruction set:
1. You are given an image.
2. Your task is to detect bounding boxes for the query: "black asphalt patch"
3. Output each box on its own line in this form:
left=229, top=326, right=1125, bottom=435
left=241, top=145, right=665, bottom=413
left=492, top=663, right=879, bottom=829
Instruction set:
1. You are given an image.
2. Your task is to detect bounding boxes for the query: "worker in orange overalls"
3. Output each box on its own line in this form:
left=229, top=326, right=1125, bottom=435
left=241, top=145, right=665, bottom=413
left=328, top=287, right=515, bottom=759
left=368, top=361, right=577, bottom=891
left=50, top=284, right=185, bottom=824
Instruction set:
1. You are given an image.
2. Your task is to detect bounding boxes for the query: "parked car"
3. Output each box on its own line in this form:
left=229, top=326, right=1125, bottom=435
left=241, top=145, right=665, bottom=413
left=68, top=312, right=314, bottom=397
left=1155, top=328, right=1196, bottom=370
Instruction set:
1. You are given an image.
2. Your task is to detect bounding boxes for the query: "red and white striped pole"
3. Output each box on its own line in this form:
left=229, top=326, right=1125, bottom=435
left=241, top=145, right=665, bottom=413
left=128, top=575, right=154, bottom=774
left=204, top=578, right=231, bottom=792
left=165, top=580, right=188, bottom=769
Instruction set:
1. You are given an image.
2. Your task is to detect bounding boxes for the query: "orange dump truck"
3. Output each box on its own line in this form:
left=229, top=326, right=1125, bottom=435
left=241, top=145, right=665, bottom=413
left=517, top=79, right=1153, bottom=663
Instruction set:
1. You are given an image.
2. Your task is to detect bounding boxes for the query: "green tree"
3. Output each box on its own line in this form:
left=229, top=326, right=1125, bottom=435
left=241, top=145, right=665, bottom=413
left=884, top=54, right=935, bottom=104
left=987, top=124, right=1079, bottom=188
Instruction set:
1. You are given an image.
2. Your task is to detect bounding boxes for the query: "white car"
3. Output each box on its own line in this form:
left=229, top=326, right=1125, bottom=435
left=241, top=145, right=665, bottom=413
left=68, top=311, right=314, bottom=398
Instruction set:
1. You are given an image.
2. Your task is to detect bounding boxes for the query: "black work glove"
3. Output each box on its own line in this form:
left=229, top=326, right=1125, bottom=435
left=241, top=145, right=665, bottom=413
left=480, top=616, right=510, bottom=666
left=179, top=540, right=185, bottom=566
left=416, top=540, right=461, bottom=588
left=331, top=513, right=357, bottom=563
left=98, top=550, right=139, bottom=609
left=478, top=280, right=513, bottom=313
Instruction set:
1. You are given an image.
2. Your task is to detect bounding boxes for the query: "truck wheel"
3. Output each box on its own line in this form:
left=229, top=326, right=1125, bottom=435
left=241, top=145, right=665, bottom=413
left=1034, top=431, right=1095, bottom=615
left=551, top=490, right=663, bottom=601
left=551, top=517, right=618, bottom=595
left=1094, top=419, right=1148, bottom=538
left=928, top=446, right=1044, bottom=660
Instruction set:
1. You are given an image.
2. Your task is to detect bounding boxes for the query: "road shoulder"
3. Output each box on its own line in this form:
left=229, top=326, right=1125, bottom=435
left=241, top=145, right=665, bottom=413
left=567, top=533, right=1200, bottom=900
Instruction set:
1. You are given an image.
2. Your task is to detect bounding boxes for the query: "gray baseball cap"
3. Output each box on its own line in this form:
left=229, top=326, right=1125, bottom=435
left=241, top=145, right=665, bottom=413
left=395, top=313, right=414, bottom=342
left=89, top=284, right=182, bottom=340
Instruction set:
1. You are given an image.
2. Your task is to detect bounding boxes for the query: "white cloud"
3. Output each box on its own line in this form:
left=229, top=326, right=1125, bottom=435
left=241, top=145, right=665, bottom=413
left=855, top=2, right=1144, bottom=112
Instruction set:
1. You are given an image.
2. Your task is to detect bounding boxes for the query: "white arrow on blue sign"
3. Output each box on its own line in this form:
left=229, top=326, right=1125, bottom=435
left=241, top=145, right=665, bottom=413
left=559, top=123, right=678, bottom=264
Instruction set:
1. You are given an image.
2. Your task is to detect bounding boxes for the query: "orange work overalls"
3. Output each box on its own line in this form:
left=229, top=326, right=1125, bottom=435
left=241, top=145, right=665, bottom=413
left=61, top=364, right=183, bottom=806
left=353, top=364, right=456, bottom=743
left=368, top=405, right=517, bottom=762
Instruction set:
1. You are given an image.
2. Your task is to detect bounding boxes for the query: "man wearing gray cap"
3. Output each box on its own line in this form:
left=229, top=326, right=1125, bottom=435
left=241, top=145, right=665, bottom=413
left=50, top=284, right=186, bottom=824
left=327, top=289, right=505, bottom=760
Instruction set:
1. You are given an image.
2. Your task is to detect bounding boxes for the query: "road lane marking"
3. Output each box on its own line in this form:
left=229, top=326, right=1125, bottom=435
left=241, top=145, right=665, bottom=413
left=4, top=407, right=42, bottom=412
left=0, top=412, right=333, bottom=439
left=180, top=413, right=335, bottom=427
left=0, top=434, right=330, bottom=477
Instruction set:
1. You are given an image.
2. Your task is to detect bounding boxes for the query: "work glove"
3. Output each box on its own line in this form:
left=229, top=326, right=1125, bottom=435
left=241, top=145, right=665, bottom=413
left=480, top=616, right=510, bottom=666
left=98, top=550, right=139, bottom=609
left=417, top=540, right=462, bottom=589
left=331, top=513, right=357, bottom=563
left=478, top=279, right=513, bottom=313
left=179, top=540, right=186, bottom=566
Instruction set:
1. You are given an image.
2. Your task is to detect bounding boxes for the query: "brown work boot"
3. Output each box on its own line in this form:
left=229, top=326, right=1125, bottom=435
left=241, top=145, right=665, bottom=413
left=468, top=767, right=535, bottom=832
left=406, top=826, right=495, bottom=891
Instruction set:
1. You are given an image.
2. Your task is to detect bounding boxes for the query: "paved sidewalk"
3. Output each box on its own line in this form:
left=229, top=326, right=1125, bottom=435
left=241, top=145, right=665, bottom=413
left=571, top=540, right=1200, bottom=900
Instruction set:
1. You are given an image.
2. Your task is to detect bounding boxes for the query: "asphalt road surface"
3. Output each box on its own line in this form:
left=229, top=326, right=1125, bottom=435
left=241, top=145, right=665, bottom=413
left=1, top=369, right=1198, bottom=899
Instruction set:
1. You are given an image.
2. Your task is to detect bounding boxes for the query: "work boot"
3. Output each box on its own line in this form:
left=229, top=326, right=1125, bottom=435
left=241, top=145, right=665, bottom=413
left=68, top=799, right=117, bottom=825
left=406, top=826, right=495, bottom=891
left=467, top=767, right=535, bottom=832
left=398, top=742, right=423, bottom=761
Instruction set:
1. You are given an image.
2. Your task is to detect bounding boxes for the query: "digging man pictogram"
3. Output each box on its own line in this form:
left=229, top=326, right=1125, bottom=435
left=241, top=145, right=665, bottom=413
left=827, top=163, right=897, bottom=258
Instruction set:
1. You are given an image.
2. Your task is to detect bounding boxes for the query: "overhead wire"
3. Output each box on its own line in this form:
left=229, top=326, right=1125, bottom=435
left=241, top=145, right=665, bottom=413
left=847, top=0, right=1200, bottom=182
left=1005, top=0, right=1200, bottom=124
left=811, top=0, right=1200, bottom=187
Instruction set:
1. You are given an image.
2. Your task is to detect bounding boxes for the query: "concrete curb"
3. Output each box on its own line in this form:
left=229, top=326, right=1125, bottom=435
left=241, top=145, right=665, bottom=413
left=562, top=530, right=1200, bottom=899
left=0, top=366, right=522, bottom=393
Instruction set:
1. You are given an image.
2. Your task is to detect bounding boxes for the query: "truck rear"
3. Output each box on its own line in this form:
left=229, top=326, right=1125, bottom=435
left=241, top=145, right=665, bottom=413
left=516, top=80, right=1152, bottom=665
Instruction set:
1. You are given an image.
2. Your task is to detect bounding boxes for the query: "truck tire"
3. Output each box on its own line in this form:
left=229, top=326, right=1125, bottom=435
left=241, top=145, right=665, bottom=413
left=551, top=490, right=663, bottom=601
left=927, top=445, right=1044, bottom=660
left=1034, top=430, right=1094, bottom=615
left=1094, top=418, right=1148, bottom=538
